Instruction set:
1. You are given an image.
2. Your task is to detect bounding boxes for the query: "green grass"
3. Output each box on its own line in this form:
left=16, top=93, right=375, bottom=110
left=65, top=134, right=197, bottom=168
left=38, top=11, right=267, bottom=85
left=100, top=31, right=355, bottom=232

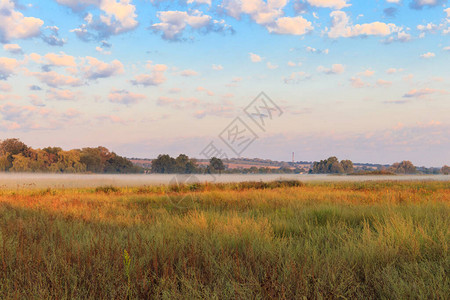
left=0, top=181, right=449, bottom=299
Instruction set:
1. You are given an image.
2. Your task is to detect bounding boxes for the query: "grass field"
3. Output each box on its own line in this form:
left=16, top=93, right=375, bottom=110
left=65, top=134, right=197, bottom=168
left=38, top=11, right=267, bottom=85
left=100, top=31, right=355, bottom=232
left=0, top=180, right=448, bottom=299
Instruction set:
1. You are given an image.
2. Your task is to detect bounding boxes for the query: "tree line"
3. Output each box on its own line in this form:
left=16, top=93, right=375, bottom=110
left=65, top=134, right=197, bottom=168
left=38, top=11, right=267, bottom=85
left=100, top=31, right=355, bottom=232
left=0, top=139, right=142, bottom=173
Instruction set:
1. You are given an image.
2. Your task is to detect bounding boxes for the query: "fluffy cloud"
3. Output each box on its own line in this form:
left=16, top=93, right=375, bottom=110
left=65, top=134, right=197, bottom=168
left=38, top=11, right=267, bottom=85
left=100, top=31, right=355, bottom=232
left=267, top=62, right=278, bottom=69
left=376, top=79, right=392, bottom=86
left=249, top=52, right=262, bottom=62
left=284, top=71, right=311, bottom=84
left=317, top=64, right=345, bottom=74
left=403, top=88, right=445, bottom=98
left=306, top=0, right=350, bottom=9
left=44, top=52, right=77, bottom=67
left=3, top=44, right=22, bottom=54
left=47, top=88, right=79, bottom=101
left=196, top=86, right=214, bottom=96
left=81, top=56, right=124, bottom=79
left=221, top=0, right=288, bottom=25
left=410, top=0, right=445, bottom=10
left=151, top=10, right=231, bottom=40
left=131, top=62, right=168, bottom=86
left=349, top=77, right=367, bottom=88
left=306, top=46, right=329, bottom=54
left=32, top=71, right=82, bottom=87
left=42, top=26, right=66, bottom=46
left=445, top=8, right=450, bottom=18
left=212, top=64, right=223, bottom=70
left=386, top=68, right=404, bottom=74
left=180, top=69, right=199, bottom=76
left=420, top=52, right=435, bottom=58
left=358, top=69, right=375, bottom=77
left=0, top=82, right=11, bottom=92
left=59, top=0, right=138, bottom=39
left=328, top=11, right=397, bottom=38
left=266, top=16, right=313, bottom=35
left=0, top=57, right=20, bottom=80
left=108, top=89, right=145, bottom=105
left=0, top=0, right=43, bottom=43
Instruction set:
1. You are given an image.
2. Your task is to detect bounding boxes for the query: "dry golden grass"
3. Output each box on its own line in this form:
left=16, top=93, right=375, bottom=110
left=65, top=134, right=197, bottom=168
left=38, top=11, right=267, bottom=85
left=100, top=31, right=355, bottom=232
left=0, top=180, right=449, bottom=299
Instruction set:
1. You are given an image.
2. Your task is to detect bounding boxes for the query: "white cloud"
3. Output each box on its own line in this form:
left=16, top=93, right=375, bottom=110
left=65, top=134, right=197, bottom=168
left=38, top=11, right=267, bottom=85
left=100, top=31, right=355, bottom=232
left=47, top=88, right=78, bottom=101
left=196, top=86, right=214, bottom=96
left=403, top=88, right=445, bottom=98
left=131, top=62, right=168, bottom=86
left=306, top=0, right=350, bottom=9
left=249, top=52, right=263, bottom=62
left=180, top=69, right=199, bottom=76
left=58, top=0, right=138, bottom=39
left=96, top=46, right=111, bottom=55
left=328, top=11, right=397, bottom=38
left=108, top=89, right=145, bottom=105
left=358, top=69, right=375, bottom=77
left=386, top=68, right=404, bottom=74
left=81, top=56, right=124, bottom=79
left=376, top=79, right=392, bottom=86
left=386, top=0, right=401, bottom=3
left=187, top=0, right=211, bottom=4
left=0, top=0, right=43, bottom=43
left=0, top=57, right=20, bottom=80
left=267, top=16, right=313, bottom=35
left=350, top=77, right=366, bottom=88
left=3, top=44, right=22, bottom=54
left=443, top=46, right=450, bottom=51
left=410, top=0, right=445, bottom=10
left=212, top=64, right=223, bottom=70
left=420, top=52, right=435, bottom=59
left=317, top=64, right=345, bottom=74
left=284, top=71, right=311, bottom=83
left=267, top=62, right=278, bottom=69
left=32, top=71, right=82, bottom=87
left=0, top=82, right=12, bottom=92
left=151, top=10, right=231, bottom=40
left=306, top=46, right=329, bottom=54
left=445, top=8, right=450, bottom=18
left=221, top=0, right=288, bottom=25
left=44, top=52, right=77, bottom=67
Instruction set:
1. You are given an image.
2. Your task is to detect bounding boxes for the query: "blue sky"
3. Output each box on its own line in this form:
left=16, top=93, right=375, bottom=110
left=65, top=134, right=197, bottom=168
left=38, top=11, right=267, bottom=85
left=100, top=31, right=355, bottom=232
left=0, top=0, right=449, bottom=166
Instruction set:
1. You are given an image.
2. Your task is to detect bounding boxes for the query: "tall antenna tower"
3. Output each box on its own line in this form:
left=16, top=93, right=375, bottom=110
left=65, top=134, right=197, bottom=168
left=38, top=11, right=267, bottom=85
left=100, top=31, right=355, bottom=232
left=292, top=152, right=295, bottom=163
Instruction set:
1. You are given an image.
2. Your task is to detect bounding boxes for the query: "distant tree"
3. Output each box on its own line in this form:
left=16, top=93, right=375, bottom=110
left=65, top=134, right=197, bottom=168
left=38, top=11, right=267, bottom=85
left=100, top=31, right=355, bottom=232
left=80, top=148, right=103, bottom=173
left=0, top=153, right=11, bottom=171
left=209, top=157, right=225, bottom=174
left=441, top=165, right=450, bottom=175
left=151, top=154, right=176, bottom=173
left=10, top=154, right=32, bottom=172
left=341, top=160, right=354, bottom=173
left=389, top=161, right=416, bottom=174
left=0, top=139, right=30, bottom=156
left=312, top=157, right=345, bottom=174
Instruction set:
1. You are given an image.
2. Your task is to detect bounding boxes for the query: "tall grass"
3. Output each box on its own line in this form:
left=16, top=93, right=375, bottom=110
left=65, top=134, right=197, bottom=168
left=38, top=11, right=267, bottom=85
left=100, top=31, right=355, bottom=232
left=0, top=181, right=448, bottom=299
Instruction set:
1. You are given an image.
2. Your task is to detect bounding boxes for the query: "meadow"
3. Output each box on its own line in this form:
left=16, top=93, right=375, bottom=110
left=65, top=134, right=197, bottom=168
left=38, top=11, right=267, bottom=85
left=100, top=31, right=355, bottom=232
left=0, top=180, right=448, bottom=299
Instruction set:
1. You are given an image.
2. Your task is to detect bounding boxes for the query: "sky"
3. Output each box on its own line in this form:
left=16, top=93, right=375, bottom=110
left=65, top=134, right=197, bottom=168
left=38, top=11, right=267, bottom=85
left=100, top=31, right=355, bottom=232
left=0, top=0, right=449, bottom=167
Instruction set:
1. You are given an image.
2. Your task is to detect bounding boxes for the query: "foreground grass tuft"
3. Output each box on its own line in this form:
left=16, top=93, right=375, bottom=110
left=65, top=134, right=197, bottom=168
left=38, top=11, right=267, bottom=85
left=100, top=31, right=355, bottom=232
left=0, top=180, right=448, bottom=299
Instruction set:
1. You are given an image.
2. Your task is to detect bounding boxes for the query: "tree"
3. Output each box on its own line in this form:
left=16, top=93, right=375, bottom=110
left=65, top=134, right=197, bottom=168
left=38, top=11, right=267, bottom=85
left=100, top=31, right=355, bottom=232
left=151, top=154, right=176, bottom=173
left=10, top=154, right=32, bottom=172
left=0, top=139, right=30, bottom=156
left=312, top=157, right=345, bottom=174
left=441, top=165, right=450, bottom=175
left=80, top=148, right=103, bottom=173
left=209, top=157, right=225, bottom=174
left=341, top=160, right=354, bottom=173
left=389, top=161, right=416, bottom=174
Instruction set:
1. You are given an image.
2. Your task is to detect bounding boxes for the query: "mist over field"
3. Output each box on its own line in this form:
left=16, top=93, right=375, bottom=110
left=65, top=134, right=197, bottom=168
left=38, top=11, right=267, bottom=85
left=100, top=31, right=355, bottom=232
left=0, top=173, right=449, bottom=189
